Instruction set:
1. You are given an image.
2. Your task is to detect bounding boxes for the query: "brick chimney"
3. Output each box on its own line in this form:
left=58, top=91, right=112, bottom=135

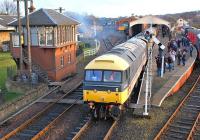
left=29, top=0, right=35, bottom=13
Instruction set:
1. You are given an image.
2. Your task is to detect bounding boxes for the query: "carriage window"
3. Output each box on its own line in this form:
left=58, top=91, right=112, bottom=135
left=85, top=70, right=102, bottom=81
left=103, top=71, right=121, bottom=83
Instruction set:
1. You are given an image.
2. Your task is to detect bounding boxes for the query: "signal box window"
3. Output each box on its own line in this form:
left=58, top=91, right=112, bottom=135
left=103, top=71, right=121, bottom=83
left=38, top=28, right=45, bottom=46
left=46, top=27, right=53, bottom=46
left=85, top=70, right=102, bottom=81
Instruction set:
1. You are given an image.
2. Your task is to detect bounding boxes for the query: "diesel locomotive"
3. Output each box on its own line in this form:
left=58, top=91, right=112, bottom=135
left=83, top=31, right=150, bottom=119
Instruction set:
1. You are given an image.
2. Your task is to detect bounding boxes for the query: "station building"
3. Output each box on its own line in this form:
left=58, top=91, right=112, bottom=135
left=9, top=8, right=79, bottom=81
left=0, top=15, right=17, bottom=50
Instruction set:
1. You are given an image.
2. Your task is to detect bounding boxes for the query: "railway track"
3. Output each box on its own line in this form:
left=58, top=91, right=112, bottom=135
left=70, top=119, right=118, bottom=140
left=154, top=68, right=200, bottom=140
left=102, top=39, right=114, bottom=50
left=69, top=115, right=120, bottom=140
left=1, top=82, right=83, bottom=140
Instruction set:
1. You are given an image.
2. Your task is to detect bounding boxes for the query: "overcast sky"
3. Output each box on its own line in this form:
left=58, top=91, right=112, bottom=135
left=20, top=0, right=200, bottom=17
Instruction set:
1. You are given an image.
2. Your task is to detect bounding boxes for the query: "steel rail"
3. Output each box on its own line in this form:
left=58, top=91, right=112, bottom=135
left=32, top=96, right=82, bottom=140
left=71, top=111, right=121, bottom=140
left=72, top=119, right=92, bottom=140
left=1, top=81, right=82, bottom=140
left=187, top=113, right=200, bottom=140
left=103, top=120, right=118, bottom=140
left=154, top=73, right=200, bottom=140
left=103, top=106, right=123, bottom=140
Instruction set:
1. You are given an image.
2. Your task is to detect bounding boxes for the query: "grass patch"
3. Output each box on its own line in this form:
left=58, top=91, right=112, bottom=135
left=0, top=67, right=7, bottom=89
left=3, top=91, right=23, bottom=102
left=0, top=52, right=17, bottom=89
left=0, top=52, right=16, bottom=68
left=0, top=52, right=19, bottom=103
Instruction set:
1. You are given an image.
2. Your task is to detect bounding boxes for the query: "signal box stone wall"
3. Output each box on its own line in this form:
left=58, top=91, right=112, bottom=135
left=10, top=47, right=20, bottom=58
left=54, top=43, right=77, bottom=81
left=29, top=43, right=77, bottom=81
left=31, top=47, right=55, bottom=72
left=10, top=43, right=77, bottom=81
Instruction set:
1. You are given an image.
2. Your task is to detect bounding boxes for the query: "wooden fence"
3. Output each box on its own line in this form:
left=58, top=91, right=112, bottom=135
left=83, top=39, right=100, bottom=58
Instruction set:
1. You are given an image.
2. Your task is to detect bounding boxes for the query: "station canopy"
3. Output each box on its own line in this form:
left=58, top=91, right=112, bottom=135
left=130, top=15, right=171, bottom=28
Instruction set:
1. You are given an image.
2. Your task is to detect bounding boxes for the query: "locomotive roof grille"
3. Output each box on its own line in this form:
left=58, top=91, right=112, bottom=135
left=127, top=56, right=133, bottom=61
left=128, top=50, right=136, bottom=58
left=112, top=48, right=126, bottom=52
left=126, top=50, right=136, bottom=59
left=106, top=51, right=123, bottom=55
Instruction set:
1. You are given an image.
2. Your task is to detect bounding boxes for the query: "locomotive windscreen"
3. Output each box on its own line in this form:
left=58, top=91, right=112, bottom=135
left=85, top=70, right=122, bottom=83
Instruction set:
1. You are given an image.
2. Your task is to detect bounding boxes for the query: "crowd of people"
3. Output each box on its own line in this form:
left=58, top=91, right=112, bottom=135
left=155, top=33, right=194, bottom=77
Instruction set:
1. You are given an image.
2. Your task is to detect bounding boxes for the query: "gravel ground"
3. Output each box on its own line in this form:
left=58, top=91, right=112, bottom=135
left=0, top=102, right=49, bottom=138
left=110, top=66, right=199, bottom=140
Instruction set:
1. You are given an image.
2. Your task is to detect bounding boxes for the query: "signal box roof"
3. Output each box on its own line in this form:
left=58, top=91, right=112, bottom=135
left=9, top=8, right=79, bottom=26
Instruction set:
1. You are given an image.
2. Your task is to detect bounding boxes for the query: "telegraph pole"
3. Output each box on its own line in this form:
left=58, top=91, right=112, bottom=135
left=16, top=0, right=23, bottom=73
left=24, top=0, right=32, bottom=74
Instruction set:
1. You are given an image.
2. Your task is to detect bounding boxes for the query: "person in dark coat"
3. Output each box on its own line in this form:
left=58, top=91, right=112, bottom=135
left=167, top=56, right=173, bottom=71
left=177, top=38, right=181, bottom=48
left=155, top=55, right=162, bottom=76
left=182, top=50, right=186, bottom=66
left=189, top=43, right=193, bottom=57
left=177, top=49, right=182, bottom=65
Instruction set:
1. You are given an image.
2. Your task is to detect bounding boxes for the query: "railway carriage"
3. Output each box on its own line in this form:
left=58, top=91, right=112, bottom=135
left=83, top=35, right=148, bottom=119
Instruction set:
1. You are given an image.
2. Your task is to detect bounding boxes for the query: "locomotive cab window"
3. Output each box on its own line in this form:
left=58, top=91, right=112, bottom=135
left=85, top=70, right=102, bottom=81
left=103, top=71, right=121, bottom=83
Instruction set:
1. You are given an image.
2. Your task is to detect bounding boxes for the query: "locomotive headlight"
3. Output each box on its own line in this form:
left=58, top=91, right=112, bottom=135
left=116, top=88, right=118, bottom=92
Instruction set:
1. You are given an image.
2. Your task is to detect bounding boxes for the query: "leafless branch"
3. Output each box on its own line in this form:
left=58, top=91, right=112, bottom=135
left=0, top=0, right=17, bottom=15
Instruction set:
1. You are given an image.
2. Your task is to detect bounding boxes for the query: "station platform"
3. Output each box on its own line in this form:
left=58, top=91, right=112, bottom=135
left=136, top=36, right=197, bottom=107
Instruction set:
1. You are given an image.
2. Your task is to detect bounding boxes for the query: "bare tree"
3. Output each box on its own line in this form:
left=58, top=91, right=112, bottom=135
left=0, top=0, right=17, bottom=15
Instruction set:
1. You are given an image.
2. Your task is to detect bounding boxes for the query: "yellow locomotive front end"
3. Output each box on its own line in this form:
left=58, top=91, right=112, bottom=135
left=83, top=85, right=130, bottom=105
left=83, top=54, right=131, bottom=119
